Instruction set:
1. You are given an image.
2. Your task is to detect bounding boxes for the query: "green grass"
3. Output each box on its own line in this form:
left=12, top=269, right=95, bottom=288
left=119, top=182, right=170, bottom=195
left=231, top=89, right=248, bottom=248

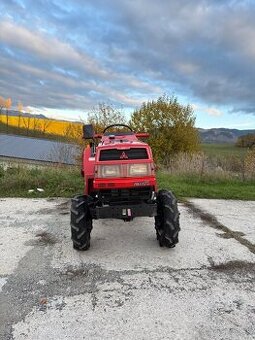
left=0, top=165, right=254, bottom=200
left=0, top=166, right=84, bottom=198
left=201, top=143, right=247, bottom=158
left=157, top=172, right=255, bottom=200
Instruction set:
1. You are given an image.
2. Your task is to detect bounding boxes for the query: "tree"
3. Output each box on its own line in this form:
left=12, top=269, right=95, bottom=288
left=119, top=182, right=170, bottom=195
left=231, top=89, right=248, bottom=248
left=41, top=118, right=52, bottom=134
left=5, top=98, right=12, bottom=133
left=48, top=142, right=79, bottom=165
left=87, top=103, right=126, bottom=133
left=244, top=148, right=255, bottom=178
left=63, top=123, right=84, bottom=164
left=17, top=101, right=23, bottom=129
left=22, top=107, right=32, bottom=135
left=64, top=123, right=83, bottom=142
left=130, top=94, right=200, bottom=164
left=0, top=96, right=5, bottom=123
left=236, top=134, right=255, bottom=148
left=32, top=116, right=41, bottom=135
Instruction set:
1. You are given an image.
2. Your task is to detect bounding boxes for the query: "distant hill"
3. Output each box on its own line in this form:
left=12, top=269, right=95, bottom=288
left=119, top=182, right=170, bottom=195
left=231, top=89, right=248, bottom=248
left=0, top=110, right=47, bottom=119
left=198, top=128, right=255, bottom=144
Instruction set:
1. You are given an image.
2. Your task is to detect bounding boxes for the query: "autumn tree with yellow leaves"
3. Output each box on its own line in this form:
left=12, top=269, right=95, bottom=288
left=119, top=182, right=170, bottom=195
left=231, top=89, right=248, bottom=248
left=0, top=96, right=5, bottom=123
left=0, top=96, right=5, bottom=113
left=64, top=123, right=83, bottom=142
left=41, top=118, right=52, bottom=134
left=130, top=95, right=200, bottom=164
left=5, top=97, right=12, bottom=133
left=17, top=101, right=23, bottom=128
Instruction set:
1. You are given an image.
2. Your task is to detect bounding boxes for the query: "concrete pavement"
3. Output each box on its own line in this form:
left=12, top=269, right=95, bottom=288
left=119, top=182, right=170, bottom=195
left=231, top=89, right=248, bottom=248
left=0, top=198, right=254, bottom=339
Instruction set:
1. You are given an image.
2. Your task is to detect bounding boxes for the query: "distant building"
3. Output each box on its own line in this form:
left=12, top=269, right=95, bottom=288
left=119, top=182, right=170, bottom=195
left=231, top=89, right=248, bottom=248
left=0, top=133, right=80, bottom=166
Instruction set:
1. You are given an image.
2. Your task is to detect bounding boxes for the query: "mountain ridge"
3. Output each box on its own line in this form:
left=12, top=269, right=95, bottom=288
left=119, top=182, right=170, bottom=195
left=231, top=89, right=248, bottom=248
left=0, top=110, right=47, bottom=119
left=198, top=128, right=255, bottom=143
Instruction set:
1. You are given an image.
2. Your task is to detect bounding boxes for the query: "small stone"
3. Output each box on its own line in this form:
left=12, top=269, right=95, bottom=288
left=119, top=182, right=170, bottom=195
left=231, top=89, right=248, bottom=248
left=39, top=297, right=48, bottom=305
left=37, top=188, right=44, bottom=192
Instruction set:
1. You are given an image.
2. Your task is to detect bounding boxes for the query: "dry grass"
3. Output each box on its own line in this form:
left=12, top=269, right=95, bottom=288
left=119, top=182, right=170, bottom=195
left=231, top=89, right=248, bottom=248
left=165, top=149, right=255, bottom=180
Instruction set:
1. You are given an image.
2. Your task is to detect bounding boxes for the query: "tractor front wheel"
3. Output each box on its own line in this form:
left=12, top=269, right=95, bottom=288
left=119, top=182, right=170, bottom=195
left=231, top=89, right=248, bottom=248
left=71, top=195, right=93, bottom=251
left=155, top=190, right=180, bottom=248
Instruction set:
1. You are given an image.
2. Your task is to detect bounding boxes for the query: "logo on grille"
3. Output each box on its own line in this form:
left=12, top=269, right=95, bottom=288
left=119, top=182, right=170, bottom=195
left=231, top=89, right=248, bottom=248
left=120, top=151, right=128, bottom=159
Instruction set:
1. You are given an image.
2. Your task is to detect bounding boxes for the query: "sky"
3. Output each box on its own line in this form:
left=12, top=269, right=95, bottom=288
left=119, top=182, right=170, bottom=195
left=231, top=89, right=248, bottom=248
left=0, top=0, right=255, bottom=129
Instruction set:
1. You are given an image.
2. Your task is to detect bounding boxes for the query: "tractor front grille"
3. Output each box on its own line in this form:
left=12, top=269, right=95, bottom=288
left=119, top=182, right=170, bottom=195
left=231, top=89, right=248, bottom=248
left=99, top=148, right=148, bottom=161
left=98, top=187, right=152, bottom=204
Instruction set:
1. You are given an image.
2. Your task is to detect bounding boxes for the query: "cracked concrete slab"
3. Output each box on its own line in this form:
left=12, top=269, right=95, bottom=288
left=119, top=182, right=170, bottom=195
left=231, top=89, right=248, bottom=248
left=190, top=199, right=255, bottom=244
left=0, top=278, right=7, bottom=293
left=0, top=198, right=254, bottom=340
left=0, top=227, right=33, bottom=276
left=52, top=204, right=255, bottom=272
left=12, top=273, right=255, bottom=340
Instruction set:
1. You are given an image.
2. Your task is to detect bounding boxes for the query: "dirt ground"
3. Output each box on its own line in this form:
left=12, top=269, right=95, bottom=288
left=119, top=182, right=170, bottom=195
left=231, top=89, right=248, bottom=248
left=0, top=198, right=254, bottom=340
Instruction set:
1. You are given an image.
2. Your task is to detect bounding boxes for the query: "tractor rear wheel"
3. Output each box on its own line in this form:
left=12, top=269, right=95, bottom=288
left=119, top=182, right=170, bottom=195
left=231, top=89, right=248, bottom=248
left=71, top=195, right=93, bottom=251
left=155, top=190, right=180, bottom=248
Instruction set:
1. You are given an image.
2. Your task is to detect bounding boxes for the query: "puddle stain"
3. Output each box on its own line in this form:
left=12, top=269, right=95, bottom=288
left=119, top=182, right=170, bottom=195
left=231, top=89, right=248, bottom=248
left=37, top=200, right=70, bottom=216
left=209, top=260, right=255, bottom=272
left=216, top=231, right=246, bottom=239
left=25, top=231, right=58, bottom=246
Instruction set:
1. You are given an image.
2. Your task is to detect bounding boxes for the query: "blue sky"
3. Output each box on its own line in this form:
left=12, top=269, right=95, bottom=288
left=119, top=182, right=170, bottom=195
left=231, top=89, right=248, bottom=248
left=0, top=0, right=255, bottom=129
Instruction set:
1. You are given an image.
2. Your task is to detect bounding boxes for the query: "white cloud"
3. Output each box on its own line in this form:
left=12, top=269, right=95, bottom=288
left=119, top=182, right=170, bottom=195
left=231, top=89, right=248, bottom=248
left=1, top=0, right=255, bottom=120
left=0, top=20, right=108, bottom=78
left=0, top=20, right=159, bottom=97
left=205, top=107, right=224, bottom=117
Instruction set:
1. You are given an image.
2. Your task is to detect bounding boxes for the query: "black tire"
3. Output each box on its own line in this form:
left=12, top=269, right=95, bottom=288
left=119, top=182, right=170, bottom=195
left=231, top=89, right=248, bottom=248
left=155, top=190, right=180, bottom=248
left=70, top=195, right=93, bottom=251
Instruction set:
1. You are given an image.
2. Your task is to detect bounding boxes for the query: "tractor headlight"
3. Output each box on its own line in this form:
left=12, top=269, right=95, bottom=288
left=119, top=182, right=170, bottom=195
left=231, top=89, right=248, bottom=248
left=129, top=163, right=149, bottom=176
left=99, top=165, right=121, bottom=178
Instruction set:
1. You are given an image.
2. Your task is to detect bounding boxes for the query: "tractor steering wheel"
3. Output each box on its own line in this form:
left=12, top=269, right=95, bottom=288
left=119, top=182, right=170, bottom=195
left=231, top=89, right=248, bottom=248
left=103, top=124, right=133, bottom=134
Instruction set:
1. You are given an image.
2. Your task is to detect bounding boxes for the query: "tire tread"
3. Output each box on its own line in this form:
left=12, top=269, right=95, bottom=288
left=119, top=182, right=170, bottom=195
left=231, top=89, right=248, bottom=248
left=70, top=194, right=93, bottom=251
left=155, top=189, right=180, bottom=248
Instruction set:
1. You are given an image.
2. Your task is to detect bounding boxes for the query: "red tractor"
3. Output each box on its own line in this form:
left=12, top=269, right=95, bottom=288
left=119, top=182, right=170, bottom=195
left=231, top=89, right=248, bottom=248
left=71, top=124, right=180, bottom=250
